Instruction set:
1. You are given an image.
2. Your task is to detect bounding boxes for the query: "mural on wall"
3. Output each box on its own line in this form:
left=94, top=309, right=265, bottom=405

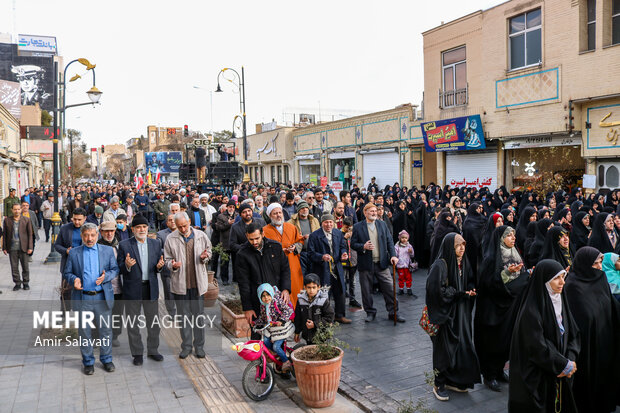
left=0, top=79, right=21, bottom=119
left=0, top=53, right=54, bottom=111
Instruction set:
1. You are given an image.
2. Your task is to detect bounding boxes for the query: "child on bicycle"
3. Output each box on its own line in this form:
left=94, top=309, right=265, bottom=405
left=294, top=273, right=335, bottom=345
left=255, top=283, right=295, bottom=372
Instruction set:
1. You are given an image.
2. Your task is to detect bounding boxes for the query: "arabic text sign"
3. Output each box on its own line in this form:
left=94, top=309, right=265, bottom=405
left=584, top=104, right=620, bottom=156
left=0, top=80, right=21, bottom=119
left=504, top=135, right=579, bottom=149
left=145, top=151, right=183, bottom=174
left=18, top=35, right=57, bottom=54
left=329, top=181, right=343, bottom=192
left=421, top=115, right=486, bottom=152
left=449, top=176, right=495, bottom=189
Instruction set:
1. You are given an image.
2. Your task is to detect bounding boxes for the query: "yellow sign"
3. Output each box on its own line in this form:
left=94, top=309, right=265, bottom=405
left=600, top=112, right=620, bottom=145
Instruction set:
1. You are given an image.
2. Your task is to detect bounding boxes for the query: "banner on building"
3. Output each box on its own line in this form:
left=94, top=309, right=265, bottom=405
left=17, top=35, right=57, bottom=55
left=421, top=114, right=486, bottom=152
left=0, top=54, right=54, bottom=111
left=144, top=151, right=182, bottom=174
left=0, top=79, right=21, bottom=119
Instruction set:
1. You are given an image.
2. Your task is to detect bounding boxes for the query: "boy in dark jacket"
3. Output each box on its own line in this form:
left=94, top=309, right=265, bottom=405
left=294, top=274, right=335, bottom=345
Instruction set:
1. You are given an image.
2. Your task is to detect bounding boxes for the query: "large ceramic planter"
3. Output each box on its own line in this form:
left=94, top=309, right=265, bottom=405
left=204, top=271, right=219, bottom=307
left=291, top=345, right=343, bottom=408
left=220, top=302, right=250, bottom=338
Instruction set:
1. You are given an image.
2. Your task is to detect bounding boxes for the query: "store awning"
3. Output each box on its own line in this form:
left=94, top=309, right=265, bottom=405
left=294, top=154, right=319, bottom=161
left=503, top=134, right=581, bottom=150
left=328, top=151, right=355, bottom=159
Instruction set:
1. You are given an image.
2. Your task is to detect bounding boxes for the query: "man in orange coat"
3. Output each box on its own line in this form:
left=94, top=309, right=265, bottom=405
left=263, top=203, right=304, bottom=308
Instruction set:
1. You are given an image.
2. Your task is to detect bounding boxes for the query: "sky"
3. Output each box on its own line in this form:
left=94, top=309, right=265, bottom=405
left=0, top=0, right=502, bottom=147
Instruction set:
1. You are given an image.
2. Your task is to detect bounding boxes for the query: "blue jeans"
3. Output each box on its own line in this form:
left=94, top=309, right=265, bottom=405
left=263, top=337, right=288, bottom=362
left=74, top=294, right=113, bottom=366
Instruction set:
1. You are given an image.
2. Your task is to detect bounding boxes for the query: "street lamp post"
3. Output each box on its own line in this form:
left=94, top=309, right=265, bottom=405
left=61, top=58, right=100, bottom=183
left=215, top=66, right=249, bottom=183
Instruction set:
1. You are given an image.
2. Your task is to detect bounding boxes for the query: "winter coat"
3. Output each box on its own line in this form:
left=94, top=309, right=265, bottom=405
left=255, top=289, right=295, bottom=341
left=215, top=211, right=237, bottom=250
left=394, top=242, right=414, bottom=269
left=163, top=228, right=212, bottom=296
left=294, top=289, right=335, bottom=344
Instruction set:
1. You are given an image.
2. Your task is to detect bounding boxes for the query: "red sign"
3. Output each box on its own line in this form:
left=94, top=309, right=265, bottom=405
left=320, top=176, right=328, bottom=188
left=423, top=123, right=459, bottom=150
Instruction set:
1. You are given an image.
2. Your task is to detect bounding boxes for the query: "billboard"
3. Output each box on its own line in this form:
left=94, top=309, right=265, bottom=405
left=17, top=35, right=57, bottom=55
left=421, top=114, right=485, bottom=152
left=0, top=52, right=54, bottom=111
left=145, top=151, right=182, bottom=174
left=0, top=79, right=21, bottom=119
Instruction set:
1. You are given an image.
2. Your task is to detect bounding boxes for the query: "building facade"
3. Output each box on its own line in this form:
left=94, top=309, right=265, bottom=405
left=245, top=126, right=296, bottom=185
left=423, top=0, right=620, bottom=192
left=292, top=104, right=432, bottom=189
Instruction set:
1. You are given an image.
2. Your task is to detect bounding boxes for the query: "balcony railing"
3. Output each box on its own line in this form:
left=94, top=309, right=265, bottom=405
left=439, top=84, right=468, bottom=109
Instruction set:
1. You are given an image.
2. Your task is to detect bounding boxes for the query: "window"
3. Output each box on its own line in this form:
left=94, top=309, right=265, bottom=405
left=614, top=0, right=620, bottom=44
left=509, top=8, right=542, bottom=70
left=587, top=0, right=596, bottom=50
left=606, top=165, right=619, bottom=187
left=440, top=46, right=467, bottom=108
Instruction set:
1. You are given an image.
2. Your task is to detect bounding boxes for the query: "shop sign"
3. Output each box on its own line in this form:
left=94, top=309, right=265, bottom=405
left=503, top=135, right=579, bottom=149
left=309, top=174, right=318, bottom=186
left=329, top=181, right=343, bottom=192
left=448, top=176, right=494, bottom=188
left=421, top=115, right=485, bottom=152
left=413, top=160, right=423, bottom=168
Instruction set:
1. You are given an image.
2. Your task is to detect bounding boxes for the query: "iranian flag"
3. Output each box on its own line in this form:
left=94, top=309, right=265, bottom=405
left=155, top=166, right=161, bottom=184
left=136, top=170, right=144, bottom=190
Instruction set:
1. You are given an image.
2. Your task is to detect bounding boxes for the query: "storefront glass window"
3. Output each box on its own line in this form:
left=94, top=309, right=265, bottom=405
left=300, top=164, right=320, bottom=185
left=329, top=158, right=354, bottom=189
left=510, top=146, right=583, bottom=192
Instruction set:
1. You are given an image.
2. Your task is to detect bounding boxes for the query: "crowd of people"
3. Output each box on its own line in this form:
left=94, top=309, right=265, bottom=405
left=2, top=178, right=620, bottom=412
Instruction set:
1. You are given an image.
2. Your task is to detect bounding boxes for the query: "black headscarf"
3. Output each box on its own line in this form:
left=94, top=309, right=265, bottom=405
left=508, top=260, right=580, bottom=413
left=527, top=218, right=553, bottom=268
left=463, top=202, right=487, bottom=275
left=564, top=247, right=620, bottom=413
left=570, top=211, right=590, bottom=253
left=426, top=233, right=481, bottom=388
left=588, top=212, right=619, bottom=253
left=516, top=206, right=537, bottom=253
left=430, top=212, right=459, bottom=261
left=413, top=201, right=431, bottom=268
left=523, top=221, right=538, bottom=264
left=541, top=226, right=573, bottom=269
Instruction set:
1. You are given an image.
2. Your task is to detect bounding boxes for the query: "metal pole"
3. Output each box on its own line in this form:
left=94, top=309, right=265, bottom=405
left=241, top=67, right=249, bottom=183
left=45, top=60, right=61, bottom=263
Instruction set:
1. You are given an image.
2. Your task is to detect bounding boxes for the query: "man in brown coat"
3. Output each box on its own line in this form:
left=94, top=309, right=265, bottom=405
left=3, top=203, right=33, bottom=290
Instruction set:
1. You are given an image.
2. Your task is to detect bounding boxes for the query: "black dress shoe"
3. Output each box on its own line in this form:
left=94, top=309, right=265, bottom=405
left=148, top=354, right=164, bottom=362
left=179, top=349, right=191, bottom=359
left=132, top=355, right=143, bottom=366
left=195, top=348, right=205, bottom=358
left=22, top=284, right=30, bottom=290
left=388, top=314, right=406, bottom=323
left=103, top=362, right=115, bottom=372
left=365, top=313, right=376, bottom=323
left=485, top=379, right=501, bottom=392
left=83, top=365, right=94, bottom=375
left=349, top=298, right=362, bottom=308
left=13, top=284, right=20, bottom=291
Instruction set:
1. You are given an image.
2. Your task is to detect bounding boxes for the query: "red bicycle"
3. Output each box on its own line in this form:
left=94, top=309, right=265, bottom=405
left=232, top=324, right=301, bottom=401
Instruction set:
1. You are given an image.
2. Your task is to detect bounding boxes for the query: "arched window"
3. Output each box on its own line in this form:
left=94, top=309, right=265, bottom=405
left=606, top=165, right=619, bottom=188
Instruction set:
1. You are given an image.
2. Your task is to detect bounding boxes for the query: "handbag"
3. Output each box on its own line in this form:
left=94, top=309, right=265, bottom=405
left=419, top=305, right=439, bottom=336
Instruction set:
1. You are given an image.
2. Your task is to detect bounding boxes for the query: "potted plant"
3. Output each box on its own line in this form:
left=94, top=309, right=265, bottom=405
left=291, top=322, right=359, bottom=408
left=219, top=287, right=250, bottom=338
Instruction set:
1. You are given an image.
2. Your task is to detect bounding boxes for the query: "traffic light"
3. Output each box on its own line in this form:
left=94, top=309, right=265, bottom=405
left=184, top=125, right=189, bottom=137
left=101, top=145, right=105, bottom=153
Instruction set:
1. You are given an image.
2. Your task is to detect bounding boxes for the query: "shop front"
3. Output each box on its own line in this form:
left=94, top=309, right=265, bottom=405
left=503, top=134, right=583, bottom=192
left=361, top=148, right=399, bottom=190
left=327, top=151, right=355, bottom=190
left=295, top=154, right=320, bottom=186
left=245, top=126, right=295, bottom=185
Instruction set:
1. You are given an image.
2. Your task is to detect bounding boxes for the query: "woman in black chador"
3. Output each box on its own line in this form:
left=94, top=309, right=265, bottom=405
left=462, top=202, right=487, bottom=275
left=475, top=226, right=529, bottom=392
left=508, top=260, right=580, bottom=413
left=426, top=233, right=480, bottom=401
left=588, top=212, right=620, bottom=253
left=527, top=218, right=553, bottom=268
left=540, top=226, right=573, bottom=269
left=564, top=247, right=620, bottom=413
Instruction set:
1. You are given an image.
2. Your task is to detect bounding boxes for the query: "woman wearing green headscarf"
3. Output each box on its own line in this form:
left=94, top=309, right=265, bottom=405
left=602, top=252, right=620, bottom=301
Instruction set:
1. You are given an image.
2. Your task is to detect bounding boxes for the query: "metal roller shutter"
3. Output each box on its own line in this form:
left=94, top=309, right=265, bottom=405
left=446, top=151, right=498, bottom=190
left=363, top=151, right=399, bottom=189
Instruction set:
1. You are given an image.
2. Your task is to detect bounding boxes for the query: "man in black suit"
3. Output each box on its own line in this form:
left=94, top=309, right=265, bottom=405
left=117, top=214, right=165, bottom=366
left=54, top=207, right=87, bottom=312
left=351, top=202, right=404, bottom=323
left=156, top=213, right=176, bottom=317
left=307, top=214, right=351, bottom=324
